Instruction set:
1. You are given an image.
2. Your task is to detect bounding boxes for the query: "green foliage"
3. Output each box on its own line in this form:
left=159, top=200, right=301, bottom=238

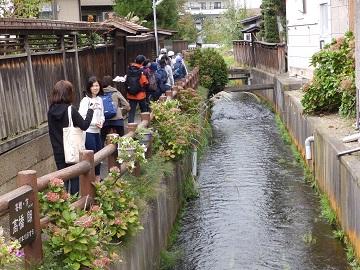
left=123, top=153, right=174, bottom=203
left=260, top=0, right=285, bottom=42
left=94, top=168, right=142, bottom=239
left=0, top=227, right=22, bottom=268
left=151, top=99, right=201, bottom=160
left=114, top=0, right=185, bottom=30
left=301, top=32, right=356, bottom=117
left=175, top=13, right=197, bottom=42
left=319, top=194, right=337, bottom=226
left=0, top=0, right=47, bottom=18
left=189, top=48, right=228, bottom=96
left=202, top=5, right=249, bottom=45
left=112, top=137, right=147, bottom=172
left=39, top=177, right=136, bottom=269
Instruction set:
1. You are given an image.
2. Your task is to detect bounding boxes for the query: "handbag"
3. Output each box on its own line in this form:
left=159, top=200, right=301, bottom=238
left=63, top=106, right=85, bottom=164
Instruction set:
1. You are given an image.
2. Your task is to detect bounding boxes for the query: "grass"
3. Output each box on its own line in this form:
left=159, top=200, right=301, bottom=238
left=123, top=153, right=174, bottom=211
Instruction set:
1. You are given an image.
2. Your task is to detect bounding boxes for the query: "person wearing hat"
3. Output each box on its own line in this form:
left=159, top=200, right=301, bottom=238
left=125, top=55, right=149, bottom=123
left=168, top=50, right=175, bottom=68
left=157, top=48, right=168, bottom=63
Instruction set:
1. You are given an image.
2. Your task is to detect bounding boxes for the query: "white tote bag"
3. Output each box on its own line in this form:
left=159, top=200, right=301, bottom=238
left=63, top=106, right=85, bottom=164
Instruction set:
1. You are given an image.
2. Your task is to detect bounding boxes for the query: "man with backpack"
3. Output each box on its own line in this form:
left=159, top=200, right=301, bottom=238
left=156, top=58, right=170, bottom=98
left=125, top=55, right=149, bottom=123
left=101, top=75, right=130, bottom=143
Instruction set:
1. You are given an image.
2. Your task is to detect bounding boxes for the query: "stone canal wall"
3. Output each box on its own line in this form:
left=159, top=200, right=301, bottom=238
left=251, top=68, right=360, bottom=257
left=111, top=157, right=191, bottom=270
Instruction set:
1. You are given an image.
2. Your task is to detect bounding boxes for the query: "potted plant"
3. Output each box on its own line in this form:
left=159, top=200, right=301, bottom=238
left=135, top=127, right=153, bottom=145
left=112, top=137, right=147, bottom=172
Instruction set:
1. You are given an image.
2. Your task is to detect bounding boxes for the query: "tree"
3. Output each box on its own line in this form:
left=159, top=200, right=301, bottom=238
left=0, top=0, right=47, bottom=18
left=175, top=13, right=197, bottom=42
left=260, top=0, right=286, bottom=43
left=114, top=0, right=185, bottom=30
left=202, top=5, right=250, bottom=45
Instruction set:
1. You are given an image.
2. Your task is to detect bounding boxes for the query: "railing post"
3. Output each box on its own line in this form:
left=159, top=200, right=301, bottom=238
left=165, top=90, right=172, bottom=98
left=140, top=112, right=151, bottom=123
left=159, top=95, right=167, bottom=102
left=127, top=122, right=138, bottom=133
left=16, top=170, right=43, bottom=268
left=140, top=112, right=152, bottom=158
left=79, top=150, right=96, bottom=198
left=106, top=134, right=120, bottom=171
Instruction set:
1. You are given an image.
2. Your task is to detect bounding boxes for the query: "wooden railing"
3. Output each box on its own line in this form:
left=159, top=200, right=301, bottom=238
left=233, top=40, right=287, bottom=74
left=0, top=67, right=200, bottom=268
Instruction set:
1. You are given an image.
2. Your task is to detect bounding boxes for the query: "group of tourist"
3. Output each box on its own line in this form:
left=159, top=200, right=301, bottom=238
left=47, top=49, right=187, bottom=194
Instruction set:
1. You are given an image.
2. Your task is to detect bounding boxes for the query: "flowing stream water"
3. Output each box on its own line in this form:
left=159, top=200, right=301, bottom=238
left=174, top=93, right=349, bottom=270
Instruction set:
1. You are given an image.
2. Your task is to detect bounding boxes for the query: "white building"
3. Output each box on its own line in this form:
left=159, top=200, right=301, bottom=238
left=234, top=0, right=262, bottom=9
left=287, top=0, right=354, bottom=79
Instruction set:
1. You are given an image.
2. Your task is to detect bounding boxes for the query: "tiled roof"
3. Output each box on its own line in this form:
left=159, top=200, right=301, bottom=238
left=0, top=18, right=111, bottom=33
left=103, top=17, right=149, bottom=35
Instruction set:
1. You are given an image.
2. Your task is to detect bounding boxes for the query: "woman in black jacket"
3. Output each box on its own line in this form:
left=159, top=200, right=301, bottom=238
left=47, top=80, right=94, bottom=194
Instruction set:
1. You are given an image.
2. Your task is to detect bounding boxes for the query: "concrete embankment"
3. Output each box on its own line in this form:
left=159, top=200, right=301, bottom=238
left=110, top=157, right=191, bottom=270
left=251, top=68, right=360, bottom=257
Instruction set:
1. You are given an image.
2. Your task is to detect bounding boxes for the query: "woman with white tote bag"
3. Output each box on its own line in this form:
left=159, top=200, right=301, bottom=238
left=48, top=80, right=95, bottom=195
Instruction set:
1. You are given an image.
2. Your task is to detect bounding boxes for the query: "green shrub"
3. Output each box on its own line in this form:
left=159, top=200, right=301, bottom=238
left=301, top=32, right=355, bottom=117
left=189, top=48, right=228, bottom=96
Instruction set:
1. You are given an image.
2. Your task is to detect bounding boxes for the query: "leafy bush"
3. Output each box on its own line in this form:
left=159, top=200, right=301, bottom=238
left=0, top=227, right=22, bottom=268
left=94, top=168, right=142, bottom=239
left=301, top=32, right=355, bottom=117
left=189, top=48, right=228, bottom=96
left=151, top=100, right=200, bottom=160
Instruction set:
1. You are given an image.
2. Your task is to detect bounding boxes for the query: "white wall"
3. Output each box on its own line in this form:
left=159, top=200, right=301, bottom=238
left=287, top=0, right=349, bottom=79
left=330, top=0, right=349, bottom=38
left=58, top=0, right=80, bottom=21
left=234, top=0, right=262, bottom=9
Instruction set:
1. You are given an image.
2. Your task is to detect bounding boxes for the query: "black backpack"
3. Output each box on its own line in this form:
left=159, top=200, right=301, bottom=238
left=125, top=66, right=143, bottom=95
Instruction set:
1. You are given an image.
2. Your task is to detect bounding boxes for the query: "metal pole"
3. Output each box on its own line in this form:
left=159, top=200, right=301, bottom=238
left=153, top=0, right=159, bottom=56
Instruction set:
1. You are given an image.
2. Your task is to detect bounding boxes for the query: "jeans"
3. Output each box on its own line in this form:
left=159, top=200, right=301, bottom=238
left=85, top=132, right=102, bottom=176
left=128, top=99, right=148, bottom=123
left=55, top=161, right=79, bottom=195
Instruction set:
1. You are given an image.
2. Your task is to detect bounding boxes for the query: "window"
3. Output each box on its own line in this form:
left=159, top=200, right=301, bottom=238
left=200, top=2, right=206, bottom=9
left=320, top=3, right=329, bottom=36
left=214, top=2, right=222, bottom=9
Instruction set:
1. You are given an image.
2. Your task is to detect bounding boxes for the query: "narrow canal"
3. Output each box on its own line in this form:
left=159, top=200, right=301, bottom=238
left=174, top=93, right=349, bottom=270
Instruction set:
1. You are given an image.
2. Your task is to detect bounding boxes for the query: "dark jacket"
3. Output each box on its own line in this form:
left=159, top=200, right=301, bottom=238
left=48, top=104, right=93, bottom=164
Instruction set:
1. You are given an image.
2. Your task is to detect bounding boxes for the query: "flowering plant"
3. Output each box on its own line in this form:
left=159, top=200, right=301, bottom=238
left=0, top=227, right=23, bottom=268
left=93, top=167, right=142, bottom=239
left=40, top=178, right=117, bottom=270
left=112, top=137, right=147, bottom=172
left=39, top=178, right=72, bottom=217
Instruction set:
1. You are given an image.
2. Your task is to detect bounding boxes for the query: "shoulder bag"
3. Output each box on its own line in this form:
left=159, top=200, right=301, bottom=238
left=63, top=106, right=85, bottom=164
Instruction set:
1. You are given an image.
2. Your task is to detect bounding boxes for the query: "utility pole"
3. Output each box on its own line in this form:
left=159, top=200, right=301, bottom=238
left=51, top=0, right=58, bottom=20
left=153, top=0, right=165, bottom=56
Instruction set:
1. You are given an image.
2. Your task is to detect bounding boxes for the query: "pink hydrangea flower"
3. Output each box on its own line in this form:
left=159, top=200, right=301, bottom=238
left=91, top=205, right=100, bottom=212
left=60, top=192, right=70, bottom=201
left=110, top=166, right=121, bottom=174
left=74, top=215, right=93, bottom=228
left=46, top=192, right=60, bottom=203
left=114, top=218, right=123, bottom=225
left=49, top=178, right=64, bottom=188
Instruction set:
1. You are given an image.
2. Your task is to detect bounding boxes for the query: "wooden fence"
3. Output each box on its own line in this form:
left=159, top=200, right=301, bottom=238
left=0, top=67, right=200, bottom=268
left=0, top=19, right=158, bottom=153
left=233, top=40, right=287, bottom=74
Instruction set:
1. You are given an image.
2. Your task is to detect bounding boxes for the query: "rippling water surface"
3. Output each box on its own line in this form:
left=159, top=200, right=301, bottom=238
left=174, top=93, right=348, bottom=270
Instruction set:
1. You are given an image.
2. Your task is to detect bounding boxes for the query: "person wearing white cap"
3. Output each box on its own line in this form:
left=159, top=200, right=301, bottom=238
left=168, top=50, right=175, bottom=68
left=157, top=48, right=168, bottom=63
